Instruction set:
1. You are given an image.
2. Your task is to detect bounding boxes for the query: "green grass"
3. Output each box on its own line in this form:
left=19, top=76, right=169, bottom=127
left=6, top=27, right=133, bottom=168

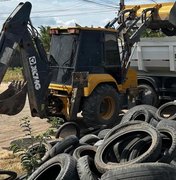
left=3, top=68, right=23, bottom=82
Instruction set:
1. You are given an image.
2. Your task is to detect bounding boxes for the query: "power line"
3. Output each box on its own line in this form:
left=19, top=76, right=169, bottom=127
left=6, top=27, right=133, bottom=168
left=33, top=10, right=117, bottom=18
left=0, top=0, right=119, bottom=21
left=31, top=6, right=117, bottom=13
left=79, top=0, right=118, bottom=8
left=0, top=9, right=117, bottom=20
left=0, top=4, right=117, bottom=15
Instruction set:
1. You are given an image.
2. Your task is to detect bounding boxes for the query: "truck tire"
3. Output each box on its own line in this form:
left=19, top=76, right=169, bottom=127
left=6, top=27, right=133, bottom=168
left=128, top=136, right=153, bottom=161
left=121, top=109, right=152, bottom=124
left=137, top=84, right=159, bottom=107
left=55, top=122, right=80, bottom=139
left=79, top=134, right=100, bottom=145
left=98, top=129, right=110, bottom=139
left=77, top=156, right=98, bottom=180
left=157, top=126, right=176, bottom=163
left=0, top=169, right=17, bottom=180
left=104, top=121, right=143, bottom=141
left=119, top=135, right=144, bottom=163
left=156, top=101, right=176, bottom=121
left=157, top=119, right=176, bottom=130
left=100, top=163, right=176, bottom=180
left=41, top=135, right=79, bottom=163
left=82, top=85, right=120, bottom=127
left=95, top=123, right=162, bottom=173
left=121, top=105, right=157, bottom=123
left=49, top=135, right=79, bottom=158
left=73, top=145, right=97, bottom=160
left=28, top=153, right=78, bottom=180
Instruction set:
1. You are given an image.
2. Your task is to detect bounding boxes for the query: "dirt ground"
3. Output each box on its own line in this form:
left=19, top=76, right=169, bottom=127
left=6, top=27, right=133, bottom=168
left=0, top=83, right=50, bottom=150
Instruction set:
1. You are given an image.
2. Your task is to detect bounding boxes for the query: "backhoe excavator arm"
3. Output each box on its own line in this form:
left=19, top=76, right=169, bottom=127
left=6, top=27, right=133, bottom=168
left=0, top=2, right=51, bottom=117
left=105, top=2, right=176, bottom=83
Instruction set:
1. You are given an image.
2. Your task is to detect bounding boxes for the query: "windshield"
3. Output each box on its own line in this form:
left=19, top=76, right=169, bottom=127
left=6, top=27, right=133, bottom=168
left=49, top=34, right=77, bottom=67
left=49, top=34, right=78, bottom=85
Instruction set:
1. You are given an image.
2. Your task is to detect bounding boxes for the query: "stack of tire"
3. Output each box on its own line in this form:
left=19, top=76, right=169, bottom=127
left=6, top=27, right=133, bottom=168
left=15, top=103, right=176, bottom=180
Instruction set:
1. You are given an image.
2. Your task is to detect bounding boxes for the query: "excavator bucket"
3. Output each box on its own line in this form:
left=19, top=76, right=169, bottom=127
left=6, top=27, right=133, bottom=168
left=125, top=2, right=175, bottom=21
left=0, top=81, right=27, bottom=115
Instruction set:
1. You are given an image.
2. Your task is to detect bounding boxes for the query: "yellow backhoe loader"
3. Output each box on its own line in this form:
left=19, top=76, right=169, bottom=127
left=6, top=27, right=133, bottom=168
left=0, top=1, right=175, bottom=128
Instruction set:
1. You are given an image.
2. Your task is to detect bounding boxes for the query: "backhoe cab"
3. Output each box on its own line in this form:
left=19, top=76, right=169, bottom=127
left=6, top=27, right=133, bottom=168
left=47, top=27, right=137, bottom=127
left=0, top=2, right=176, bottom=128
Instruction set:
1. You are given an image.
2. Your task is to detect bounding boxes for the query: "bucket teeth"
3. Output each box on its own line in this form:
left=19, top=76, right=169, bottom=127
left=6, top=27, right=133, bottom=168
left=0, top=80, right=27, bottom=115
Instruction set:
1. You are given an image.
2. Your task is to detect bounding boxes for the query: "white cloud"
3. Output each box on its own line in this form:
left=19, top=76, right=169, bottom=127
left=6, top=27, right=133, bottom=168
left=0, top=0, right=172, bottom=30
left=101, top=18, right=112, bottom=26
left=65, top=19, right=77, bottom=26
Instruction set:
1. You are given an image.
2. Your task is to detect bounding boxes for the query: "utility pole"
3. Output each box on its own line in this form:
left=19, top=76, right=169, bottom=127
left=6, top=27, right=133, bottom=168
left=120, top=0, right=125, bottom=11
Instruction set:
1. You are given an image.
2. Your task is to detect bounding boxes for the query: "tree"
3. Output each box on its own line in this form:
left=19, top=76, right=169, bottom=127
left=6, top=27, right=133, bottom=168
left=39, top=26, right=51, bottom=52
left=141, top=28, right=165, bottom=38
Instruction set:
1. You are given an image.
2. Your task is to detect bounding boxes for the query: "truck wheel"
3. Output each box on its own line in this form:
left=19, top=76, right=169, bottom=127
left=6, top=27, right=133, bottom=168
left=82, top=85, right=120, bottom=127
left=137, top=84, right=159, bottom=107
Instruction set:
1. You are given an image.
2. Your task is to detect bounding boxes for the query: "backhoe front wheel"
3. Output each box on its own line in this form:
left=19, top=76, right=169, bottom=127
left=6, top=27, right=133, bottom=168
left=82, top=85, right=120, bottom=128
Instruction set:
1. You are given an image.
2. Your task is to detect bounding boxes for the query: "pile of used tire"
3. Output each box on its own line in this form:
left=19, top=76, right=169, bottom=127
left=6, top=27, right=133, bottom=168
left=12, top=103, right=176, bottom=179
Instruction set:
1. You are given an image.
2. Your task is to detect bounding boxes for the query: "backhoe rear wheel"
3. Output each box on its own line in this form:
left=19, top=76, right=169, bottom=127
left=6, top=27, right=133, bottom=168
left=82, top=85, right=120, bottom=128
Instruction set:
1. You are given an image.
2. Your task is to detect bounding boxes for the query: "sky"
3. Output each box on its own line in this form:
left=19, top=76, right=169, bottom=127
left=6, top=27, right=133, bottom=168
left=0, top=0, right=174, bottom=30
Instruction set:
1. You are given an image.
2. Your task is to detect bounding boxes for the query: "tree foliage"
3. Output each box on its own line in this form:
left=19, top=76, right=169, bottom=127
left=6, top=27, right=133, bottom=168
left=141, top=28, right=165, bottom=38
left=39, top=26, right=51, bottom=52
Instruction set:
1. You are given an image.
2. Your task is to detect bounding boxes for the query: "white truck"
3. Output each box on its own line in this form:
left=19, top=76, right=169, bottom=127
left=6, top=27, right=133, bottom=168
left=130, top=37, right=176, bottom=106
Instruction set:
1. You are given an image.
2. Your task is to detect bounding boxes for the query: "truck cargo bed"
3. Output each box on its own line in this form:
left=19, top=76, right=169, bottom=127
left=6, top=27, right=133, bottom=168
left=130, top=37, right=176, bottom=76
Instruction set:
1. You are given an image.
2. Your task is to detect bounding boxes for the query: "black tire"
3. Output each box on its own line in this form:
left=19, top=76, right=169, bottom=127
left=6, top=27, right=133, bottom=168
left=95, top=123, right=162, bottom=173
left=77, top=156, right=99, bottom=180
left=121, top=108, right=152, bottom=124
left=136, top=84, right=159, bottom=107
left=113, top=133, right=144, bottom=163
left=98, top=129, right=110, bottom=139
left=63, top=143, right=84, bottom=155
left=156, top=101, right=176, bottom=121
left=55, top=122, right=80, bottom=139
left=128, top=136, right=153, bottom=161
left=104, top=121, right=143, bottom=141
left=79, top=134, right=100, bottom=145
left=94, top=140, right=104, bottom=147
left=157, top=126, right=176, bottom=163
left=28, top=153, right=78, bottom=180
left=0, top=169, right=17, bottom=180
left=121, top=105, right=157, bottom=124
left=113, top=142, right=121, bottom=162
left=170, top=158, right=176, bottom=167
left=119, top=134, right=144, bottom=163
left=82, top=85, right=120, bottom=127
left=80, top=124, right=107, bottom=138
left=47, top=139, right=61, bottom=147
left=157, top=119, right=176, bottom=131
left=49, top=135, right=79, bottom=157
left=42, top=135, right=79, bottom=162
left=100, top=163, right=176, bottom=180
left=149, top=117, right=159, bottom=127
left=73, top=145, right=97, bottom=160
left=15, top=174, right=27, bottom=180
